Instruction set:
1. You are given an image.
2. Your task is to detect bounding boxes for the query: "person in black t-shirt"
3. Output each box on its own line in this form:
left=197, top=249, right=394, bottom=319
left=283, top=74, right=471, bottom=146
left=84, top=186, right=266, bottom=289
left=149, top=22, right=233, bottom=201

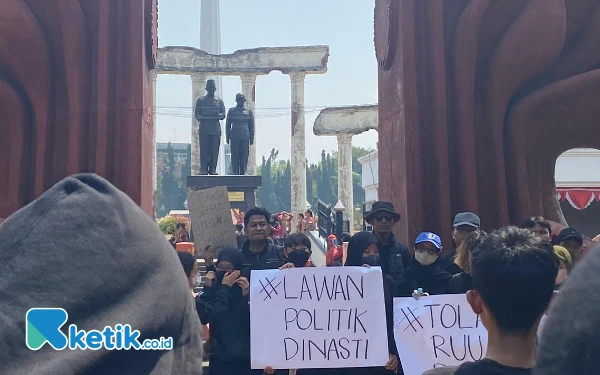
left=423, top=227, right=558, bottom=375
left=364, top=201, right=411, bottom=286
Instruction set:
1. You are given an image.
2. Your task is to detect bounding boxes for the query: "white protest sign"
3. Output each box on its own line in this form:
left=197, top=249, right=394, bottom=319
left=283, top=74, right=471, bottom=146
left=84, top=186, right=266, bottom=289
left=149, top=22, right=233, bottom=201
left=187, top=186, right=237, bottom=255
left=393, top=295, right=488, bottom=375
left=250, top=267, right=389, bottom=369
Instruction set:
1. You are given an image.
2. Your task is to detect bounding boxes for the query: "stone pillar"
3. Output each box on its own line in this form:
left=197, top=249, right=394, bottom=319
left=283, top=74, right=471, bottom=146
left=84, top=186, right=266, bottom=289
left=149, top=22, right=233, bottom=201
left=290, top=72, right=307, bottom=229
left=337, top=134, right=354, bottom=234
left=190, top=73, right=207, bottom=175
left=240, top=73, right=257, bottom=175
left=152, top=72, right=158, bottom=193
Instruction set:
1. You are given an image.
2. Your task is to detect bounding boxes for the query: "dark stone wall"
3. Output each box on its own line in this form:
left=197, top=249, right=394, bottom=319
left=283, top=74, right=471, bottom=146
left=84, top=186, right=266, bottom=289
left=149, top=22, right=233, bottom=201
left=0, top=0, right=158, bottom=218
left=375, top=0, right=600, bottom=249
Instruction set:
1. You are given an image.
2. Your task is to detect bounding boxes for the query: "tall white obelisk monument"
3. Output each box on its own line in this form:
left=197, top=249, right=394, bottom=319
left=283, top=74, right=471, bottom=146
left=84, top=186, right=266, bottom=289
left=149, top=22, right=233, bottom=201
left=200, top=0, right=226, bottom=175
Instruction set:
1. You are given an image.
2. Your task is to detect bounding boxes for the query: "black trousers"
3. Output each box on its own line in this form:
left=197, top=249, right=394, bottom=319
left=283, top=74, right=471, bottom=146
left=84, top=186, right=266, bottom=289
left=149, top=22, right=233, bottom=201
left=200, top=134, right=220, bottom=174
left=230, top=139, right=250, bottom=175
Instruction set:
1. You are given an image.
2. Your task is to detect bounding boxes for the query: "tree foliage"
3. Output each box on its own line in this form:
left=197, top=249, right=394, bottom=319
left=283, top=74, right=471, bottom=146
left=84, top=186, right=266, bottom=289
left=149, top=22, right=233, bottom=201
left=155, top=142, right=190, bottom=218
left=257, top=146, right=372, bottom=212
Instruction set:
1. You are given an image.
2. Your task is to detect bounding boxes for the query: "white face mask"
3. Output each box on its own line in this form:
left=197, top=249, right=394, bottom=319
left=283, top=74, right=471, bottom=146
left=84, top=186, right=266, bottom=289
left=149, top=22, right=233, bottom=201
left=190, top=275, right=201, bottom=288
left=415, top=251, right=438, bottom=266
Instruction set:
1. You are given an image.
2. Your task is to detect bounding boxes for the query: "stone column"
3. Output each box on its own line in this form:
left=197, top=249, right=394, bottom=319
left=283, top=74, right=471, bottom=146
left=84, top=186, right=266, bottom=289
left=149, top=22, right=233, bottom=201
left=337, top=134, right=354, bottom=233
left=241, top=73, right=257, bottom=175
left=290, top=72, right=307, bottom=230
left=152, top=72, right=158, bottom=193
left=190, top=73, right=207, bottom=175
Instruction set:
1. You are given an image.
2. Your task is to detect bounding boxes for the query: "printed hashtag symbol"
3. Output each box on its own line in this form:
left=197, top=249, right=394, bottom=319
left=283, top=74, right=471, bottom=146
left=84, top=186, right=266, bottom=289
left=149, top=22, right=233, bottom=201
left=258, top=276, right=281, bottom=301
left=398, top=307, right=424, bottom=332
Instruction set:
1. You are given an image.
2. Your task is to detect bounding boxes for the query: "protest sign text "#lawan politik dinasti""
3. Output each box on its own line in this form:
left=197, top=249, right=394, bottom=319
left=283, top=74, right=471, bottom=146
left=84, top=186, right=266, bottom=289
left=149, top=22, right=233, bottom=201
left=271, top=273, right=370, bottom=362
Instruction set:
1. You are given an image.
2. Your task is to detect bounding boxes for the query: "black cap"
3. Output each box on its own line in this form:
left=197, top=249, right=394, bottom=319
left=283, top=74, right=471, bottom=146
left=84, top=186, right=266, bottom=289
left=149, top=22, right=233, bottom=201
left=559, top=228, right=583, bottom=244
left=365, top=201, right=401, bottom=222
left=453, top=212, right=480, bottom=228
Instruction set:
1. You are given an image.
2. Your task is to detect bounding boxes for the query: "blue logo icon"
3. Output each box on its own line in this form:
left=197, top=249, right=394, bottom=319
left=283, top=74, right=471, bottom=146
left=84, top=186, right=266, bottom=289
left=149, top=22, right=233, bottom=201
left=26, top=308, right=69, bottom=350
left=26, top=308, right=173, bottom=351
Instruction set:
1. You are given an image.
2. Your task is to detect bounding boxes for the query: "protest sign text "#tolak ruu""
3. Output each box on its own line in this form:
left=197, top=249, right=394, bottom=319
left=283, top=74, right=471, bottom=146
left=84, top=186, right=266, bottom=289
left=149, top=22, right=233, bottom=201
left=397, top=300, right=485, bottom=368
left=258, top=272, right=369, bottom=362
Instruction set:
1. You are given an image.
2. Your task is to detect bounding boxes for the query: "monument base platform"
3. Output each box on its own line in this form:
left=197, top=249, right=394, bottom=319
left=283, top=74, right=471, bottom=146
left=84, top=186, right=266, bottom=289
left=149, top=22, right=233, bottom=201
left=187, top=175, right=262, bottom=212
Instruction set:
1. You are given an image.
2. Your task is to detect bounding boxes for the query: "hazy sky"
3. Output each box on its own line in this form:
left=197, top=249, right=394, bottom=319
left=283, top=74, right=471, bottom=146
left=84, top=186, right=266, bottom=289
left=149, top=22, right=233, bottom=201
left=156, top=0, right=378, bottom=164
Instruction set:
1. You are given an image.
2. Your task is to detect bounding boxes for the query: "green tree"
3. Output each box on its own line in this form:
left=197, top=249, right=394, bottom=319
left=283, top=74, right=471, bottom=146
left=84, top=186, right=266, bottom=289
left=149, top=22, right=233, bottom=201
left=156, top=142, right=184, bottom=217
left=178, top=144, right=192, bottom=207
left=256, top=146, right=372, bottom=213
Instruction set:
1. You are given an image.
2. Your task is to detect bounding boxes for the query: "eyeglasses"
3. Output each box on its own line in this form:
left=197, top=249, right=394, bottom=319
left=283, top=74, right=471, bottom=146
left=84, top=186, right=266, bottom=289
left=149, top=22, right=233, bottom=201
left=216, top=265, right=235, bottom=273
left=374, top=213, right=394, bottom=222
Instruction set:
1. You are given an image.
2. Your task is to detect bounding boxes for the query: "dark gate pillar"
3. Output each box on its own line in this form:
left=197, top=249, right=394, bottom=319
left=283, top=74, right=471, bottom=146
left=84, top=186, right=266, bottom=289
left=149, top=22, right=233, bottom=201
left=375, top=0, right=600, bottom=250
left=0, top=0, right=157, bottom=218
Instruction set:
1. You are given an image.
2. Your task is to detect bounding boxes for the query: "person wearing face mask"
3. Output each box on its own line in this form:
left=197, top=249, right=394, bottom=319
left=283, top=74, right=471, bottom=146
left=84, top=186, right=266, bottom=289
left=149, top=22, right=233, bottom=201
left=283, top=233, right=314, bottom=267
left=342, top=231, right=400, bottom=375
left=402, top=232, right=452, bottom=296
left=196, top=247, right=259, bottom=375
left=177, top=251, right=201, bottom=296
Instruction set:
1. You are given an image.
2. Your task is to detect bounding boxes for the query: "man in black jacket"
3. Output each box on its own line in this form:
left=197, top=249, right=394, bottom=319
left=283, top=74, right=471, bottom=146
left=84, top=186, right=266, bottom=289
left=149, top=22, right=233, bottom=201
left=240, top=207, right=294, bottom=280
left=202, top=208, right=292, bottom=279
left=440, top=212, right=481, bottom=275
left=365, top=201, right=411, bottom=286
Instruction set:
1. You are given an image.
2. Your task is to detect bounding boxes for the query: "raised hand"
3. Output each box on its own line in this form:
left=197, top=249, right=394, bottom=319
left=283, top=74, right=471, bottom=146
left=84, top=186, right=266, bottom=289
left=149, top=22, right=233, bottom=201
left=222, top=270, right=240, bottom=287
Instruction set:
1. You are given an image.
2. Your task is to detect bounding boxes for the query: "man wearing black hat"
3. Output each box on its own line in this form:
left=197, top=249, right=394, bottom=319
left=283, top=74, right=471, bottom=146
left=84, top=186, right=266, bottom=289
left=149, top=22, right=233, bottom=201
left=365, top=201, right=411, bottom=286
left=558, top=227, right=584, bottom=262
left=440, top=212, right=481, bottom=275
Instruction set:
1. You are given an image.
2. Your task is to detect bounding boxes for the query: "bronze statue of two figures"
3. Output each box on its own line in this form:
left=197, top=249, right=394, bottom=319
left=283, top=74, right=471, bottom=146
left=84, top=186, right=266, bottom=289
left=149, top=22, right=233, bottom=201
left=194, top=79, right=255, bottom=175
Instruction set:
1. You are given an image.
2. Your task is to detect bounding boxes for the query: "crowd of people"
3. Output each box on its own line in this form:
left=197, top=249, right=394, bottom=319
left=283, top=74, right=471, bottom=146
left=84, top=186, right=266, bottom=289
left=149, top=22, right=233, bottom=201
left=175, top=199, right=598, bottom=375
left=3, top=173, right=599, bottom=375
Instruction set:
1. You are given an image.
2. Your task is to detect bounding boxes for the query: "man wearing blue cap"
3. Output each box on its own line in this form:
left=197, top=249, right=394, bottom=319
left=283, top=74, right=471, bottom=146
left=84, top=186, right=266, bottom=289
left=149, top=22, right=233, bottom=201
left=401, top=232, right=452, bottom=296
left=440, top=212, right=481, bottom=275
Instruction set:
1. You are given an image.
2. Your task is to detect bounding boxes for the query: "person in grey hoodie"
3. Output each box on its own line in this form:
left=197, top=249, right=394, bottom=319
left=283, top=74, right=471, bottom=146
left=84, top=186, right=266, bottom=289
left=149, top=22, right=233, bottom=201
left=0, top=174, right=204, bottom=374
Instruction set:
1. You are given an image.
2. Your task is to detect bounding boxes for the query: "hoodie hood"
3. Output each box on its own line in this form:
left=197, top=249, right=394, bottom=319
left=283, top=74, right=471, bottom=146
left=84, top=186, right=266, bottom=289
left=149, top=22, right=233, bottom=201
left=217, top=247, right=244, bottom=270
left=345, top=231, right=379, bottom=266
left=0, top=174, right=203, bottom=374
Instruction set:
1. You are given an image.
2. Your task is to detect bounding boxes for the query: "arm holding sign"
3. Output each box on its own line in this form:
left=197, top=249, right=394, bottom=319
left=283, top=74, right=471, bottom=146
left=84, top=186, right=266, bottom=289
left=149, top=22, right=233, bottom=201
left=384, top=275, right=400, bottom=372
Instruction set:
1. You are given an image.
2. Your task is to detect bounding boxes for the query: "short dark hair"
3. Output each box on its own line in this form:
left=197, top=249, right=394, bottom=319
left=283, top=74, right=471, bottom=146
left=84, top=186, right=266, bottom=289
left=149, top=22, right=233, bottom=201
left=340, top=232, right=351, bottom=243
left=305, top=209, right=313, bottom=217
left=471, top=226, right=558, bottom=334
left=177, top=252, right=196, bottom=277
left=284, top=233, right=311, bottom=251
left=244, top=207, right=270, bottom=227
left=522, top=216, right=551, bottom=232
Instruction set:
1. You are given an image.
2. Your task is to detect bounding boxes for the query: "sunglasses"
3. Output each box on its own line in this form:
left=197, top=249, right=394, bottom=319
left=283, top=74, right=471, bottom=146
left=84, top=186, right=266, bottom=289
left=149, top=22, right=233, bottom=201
left=374, top=213, right=394, bottom=222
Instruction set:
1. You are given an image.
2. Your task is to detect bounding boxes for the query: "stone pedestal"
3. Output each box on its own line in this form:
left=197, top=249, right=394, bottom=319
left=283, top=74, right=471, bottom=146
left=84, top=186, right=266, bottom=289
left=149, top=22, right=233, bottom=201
left=187, top=175, right=262, bottom=213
